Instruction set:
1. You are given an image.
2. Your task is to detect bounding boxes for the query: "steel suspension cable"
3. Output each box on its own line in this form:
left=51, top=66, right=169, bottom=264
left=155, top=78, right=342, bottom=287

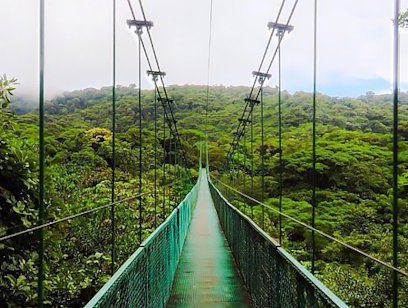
left=137, top=0, right=164, bottom=79
left=137, top=0, right=175, bottom=119
left=205, top=0, right=214, bottom=167
left=37, top=0, right=45, bottom=305
left=243, top=131, right=246, bottom=192
left=137, top=32, right=143, bottom=244
left=169, top=138, right=173, bottom=207
left=211, top=176, right=408, bottom=278
left=226, top=101, right=251, bottom=161
left=238, top=141, right=242, bottom=211
left=228, top=0, right=299, bottom=163
left=0, top=192, right=145, bottom=238
left=0, top=193, right=149, bottom=243
left=237, top=142, right=240, bottom=195
left=278, top=35, right=283, bottom=245
left=0, top=174, right=184, bottom=241
left=392, top=0, right=400, bottom=306
left=175, top=140, right=178, bottom=203
left=110, top=0, right=117, bottom=276
left=125, top=1, right=175, bottom=215
left=248, top=0, right=286, bottom=99
left=126, top=0, right=191, bottom=180
left=127, top=0, right=194, bottom=225
left=226, top=0, right=286, bottom=160
left=253, top=0, right=299, bottom=101
left=251, top=111, right=254, bottom=219
left=174, top=138, right=178, bottom=206
left=163, top=107, right=167, bottom=216
left=154, top=85, right=157, bottom=228
left=311, top=0, right=317, bottom=275
left=226, top=0, right=299, bottom=236
left=260, top=86, right=265, bottom=229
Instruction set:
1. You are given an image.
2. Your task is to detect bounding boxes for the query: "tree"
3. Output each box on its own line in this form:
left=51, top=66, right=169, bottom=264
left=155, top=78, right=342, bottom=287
left=0, top=75, right=18, bottom=109
left=400, top=10, right=408, bottom=28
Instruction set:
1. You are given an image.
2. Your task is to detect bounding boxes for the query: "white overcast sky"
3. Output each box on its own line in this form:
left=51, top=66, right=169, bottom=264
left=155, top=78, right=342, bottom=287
left=2, top=0, right=408, bottom=99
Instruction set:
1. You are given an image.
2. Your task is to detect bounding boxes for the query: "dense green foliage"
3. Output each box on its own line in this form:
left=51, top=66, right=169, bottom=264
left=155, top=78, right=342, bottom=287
left=207, top=87, right=408, bottom=307
left=0, top=86, right=195, bottom=307
left=1, top=84, right=407, bottom=306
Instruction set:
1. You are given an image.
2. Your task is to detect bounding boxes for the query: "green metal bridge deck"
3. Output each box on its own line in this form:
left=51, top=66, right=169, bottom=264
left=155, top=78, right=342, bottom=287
left=167, top=170, right=251, bottom=307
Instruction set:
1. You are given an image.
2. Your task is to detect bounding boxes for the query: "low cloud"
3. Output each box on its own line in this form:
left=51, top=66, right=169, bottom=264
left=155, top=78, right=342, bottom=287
left=2, top=0, right=407, bottom=99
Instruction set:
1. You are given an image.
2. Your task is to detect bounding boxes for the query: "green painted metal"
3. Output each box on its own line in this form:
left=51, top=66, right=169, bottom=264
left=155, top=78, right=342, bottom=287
left=37, top=0, right=45, bottom=306
left=85, top=173, right=200, bottom=308
left=243, top=131, right=246, bottom=193
left=154, top=85, right=158, bottom=228
left=392, top=1, right=400, bottom=307
left=278, top=37, right=283, bottom=246
left=168, top=170, right=251, bottom=307
left=163, top=101, right=167, bottom=217
left=111, top=0, right=116, bottom=276
left=169, top=138, right=173, bottom=206
left=209, top=179, right=347, bottom=308
left=138, top=33, right=143, bottom=244
left=311, top=0, right=318, bottom=275
left=250, top=111, right=254, bottom=219
left=260, top=87, right=265, bottom=229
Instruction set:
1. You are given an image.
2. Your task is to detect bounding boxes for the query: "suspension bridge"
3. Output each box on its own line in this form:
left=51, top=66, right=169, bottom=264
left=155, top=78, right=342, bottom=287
left=1, top=0, right=406, bottom=307
left=85, top=168, right=345, bottom=307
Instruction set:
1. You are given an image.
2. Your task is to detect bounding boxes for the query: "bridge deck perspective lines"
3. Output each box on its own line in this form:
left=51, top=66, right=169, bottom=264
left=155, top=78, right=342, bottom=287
left=167, top=170, right=252, bottom=307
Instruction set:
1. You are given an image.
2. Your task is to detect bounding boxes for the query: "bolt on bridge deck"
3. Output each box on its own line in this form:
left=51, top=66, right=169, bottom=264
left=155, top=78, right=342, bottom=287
left=167, top=169, right=252, bottom=307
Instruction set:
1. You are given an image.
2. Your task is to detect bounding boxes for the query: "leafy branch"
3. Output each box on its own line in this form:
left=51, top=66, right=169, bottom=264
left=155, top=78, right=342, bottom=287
left=0, top=74, right=18, bottom=109
left=400, top=10, right=408, bottom=28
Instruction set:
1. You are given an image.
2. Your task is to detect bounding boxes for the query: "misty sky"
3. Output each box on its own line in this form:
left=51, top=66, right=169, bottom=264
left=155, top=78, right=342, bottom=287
left=2, top=0, right=408, bottom=99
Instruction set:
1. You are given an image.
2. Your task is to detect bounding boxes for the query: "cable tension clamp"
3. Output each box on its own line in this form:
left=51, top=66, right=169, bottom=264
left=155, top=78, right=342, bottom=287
left=158, top=97, right=174, bottom=105
left=127, top=19, right=154, bottom=34
left=267, top=22, right=294, bottom=34
left=244, top=97, right=260, bottom=106
left=238, top=117, right=252, bottom=124
left=147, top=70, right=166, bottom=81
left=252, top=71, right=272, bottom=85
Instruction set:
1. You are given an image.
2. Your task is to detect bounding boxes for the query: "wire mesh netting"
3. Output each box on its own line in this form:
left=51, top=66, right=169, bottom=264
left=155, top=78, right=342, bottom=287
left=209, top=179, right=347, bottom=308
left=84, top=178, right=199, bottom=308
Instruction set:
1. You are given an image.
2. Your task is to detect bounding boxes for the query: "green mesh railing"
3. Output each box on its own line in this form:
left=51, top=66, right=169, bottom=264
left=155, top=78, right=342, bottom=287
left=85, top=178, right=199, bottom=308
left=209, top=179, right=347, bottom=308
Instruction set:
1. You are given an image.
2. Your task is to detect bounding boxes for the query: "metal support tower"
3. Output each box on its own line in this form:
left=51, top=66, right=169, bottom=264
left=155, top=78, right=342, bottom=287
left=127, top=18, right=153, bottom=244
left=268, top=18, right=294, bottom=246
left=147, top=70, right=166, bottom=227
left=253, top=71, right=271, bottom=229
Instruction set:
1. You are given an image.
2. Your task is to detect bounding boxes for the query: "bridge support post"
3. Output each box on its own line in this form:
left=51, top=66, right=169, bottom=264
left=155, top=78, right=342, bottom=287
left=147, top=70, right=166, bottom=228
left=277, top=30, right=283, bottom=246
left=252, top=71, right=271, bottom=229
left=311, top=0, right=317, bottom=276
left=138, top=32, right=143, bottom=245
left=110, top=0, right=117, bottom=277
left=392, top=0, right=400, bottom=307
left=260, top=86, right=265, bottom=229
left=37, top=0, right=45, bottom=306
left=163, top=102, right=167, bottom=218
left=250, top=111, right=254, bottom=219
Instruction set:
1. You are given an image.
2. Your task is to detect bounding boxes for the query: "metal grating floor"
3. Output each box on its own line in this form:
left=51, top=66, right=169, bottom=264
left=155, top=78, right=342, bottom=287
left=167, top=170, right=252, bottom=307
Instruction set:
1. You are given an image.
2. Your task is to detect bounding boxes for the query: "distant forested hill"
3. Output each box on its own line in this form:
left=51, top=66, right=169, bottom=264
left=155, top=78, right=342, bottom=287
left=2, top=85, right=408, bottom=306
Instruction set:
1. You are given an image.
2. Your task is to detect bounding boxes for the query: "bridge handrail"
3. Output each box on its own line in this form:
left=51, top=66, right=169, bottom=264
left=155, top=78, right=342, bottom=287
left=211, top=176, right=408, bottom=278
left=208, top=177, right=347, bottom=308
left=85, top=173, right=201, bottom=308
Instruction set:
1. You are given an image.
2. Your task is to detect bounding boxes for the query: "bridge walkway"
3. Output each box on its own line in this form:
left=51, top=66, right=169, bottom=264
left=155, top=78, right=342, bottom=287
left=167, top=170, right=252, bottom=307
